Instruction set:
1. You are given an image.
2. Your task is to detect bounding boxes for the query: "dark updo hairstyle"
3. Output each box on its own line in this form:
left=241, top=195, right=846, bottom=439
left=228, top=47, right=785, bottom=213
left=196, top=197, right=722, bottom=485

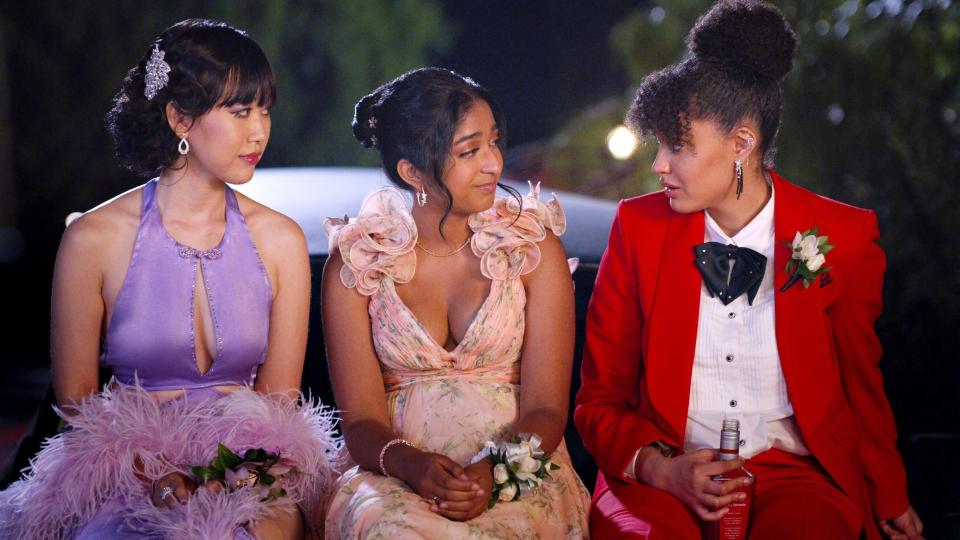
left=105, top=19, right=276, bottom=177
left=626, top=0, right=797, bottom=168
left=352, top=67, right=519, bottom=234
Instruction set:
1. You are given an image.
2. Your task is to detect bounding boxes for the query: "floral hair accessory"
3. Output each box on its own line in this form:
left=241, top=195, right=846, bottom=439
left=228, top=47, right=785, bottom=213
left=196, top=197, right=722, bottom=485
left=470, top=433, right=559, bottom=508
left=191, top=444, right=293, bottom=502
left=366, top=116, right=379, bottom=147
left=144, top=44, right=171, bottom=100
left=780, top=226, right=834, bottom=292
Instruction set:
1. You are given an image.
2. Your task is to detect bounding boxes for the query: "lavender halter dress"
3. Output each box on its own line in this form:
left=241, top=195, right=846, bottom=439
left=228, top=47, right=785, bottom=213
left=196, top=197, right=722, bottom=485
left=0, top=180, right=340, bottom=539
left=80, top=179, right=271, bottom=538
left=102, top=178, right=272, bottom=399
left=77, top=180, right=273, bottom=540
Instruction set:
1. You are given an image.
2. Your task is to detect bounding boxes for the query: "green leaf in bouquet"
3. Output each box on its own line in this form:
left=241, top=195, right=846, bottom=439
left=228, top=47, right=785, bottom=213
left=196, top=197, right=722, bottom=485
left=191, top=465, right=208, bottom=480
left=261, top=473, right=276, bottom=486
left=218, top=443, right=243, bottom=469
left=798, top=266, right=817, bottom=280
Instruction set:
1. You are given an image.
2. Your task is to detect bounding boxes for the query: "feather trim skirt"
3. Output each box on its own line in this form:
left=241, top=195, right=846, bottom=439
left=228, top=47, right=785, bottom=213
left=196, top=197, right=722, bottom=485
left=0, top=383, right=341, bottom=539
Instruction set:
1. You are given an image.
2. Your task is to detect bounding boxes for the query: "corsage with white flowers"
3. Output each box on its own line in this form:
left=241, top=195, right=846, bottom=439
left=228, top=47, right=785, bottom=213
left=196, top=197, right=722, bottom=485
left=191, top=444, right=294, bottom=502
left=471, top=433, right=559, bottom=508
left=780, top=226, right=834, bottom=292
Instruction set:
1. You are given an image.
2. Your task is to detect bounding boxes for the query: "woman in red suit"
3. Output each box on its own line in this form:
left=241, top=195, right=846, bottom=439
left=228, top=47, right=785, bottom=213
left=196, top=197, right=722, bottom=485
left=574, top=1, right=923, bottom=539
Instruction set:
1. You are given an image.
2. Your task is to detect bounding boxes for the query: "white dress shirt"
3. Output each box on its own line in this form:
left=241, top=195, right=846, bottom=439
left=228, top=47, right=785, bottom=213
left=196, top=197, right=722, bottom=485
left=626, top=185, right=808, bottom=479
left=684, top=185, right=809, bottom=458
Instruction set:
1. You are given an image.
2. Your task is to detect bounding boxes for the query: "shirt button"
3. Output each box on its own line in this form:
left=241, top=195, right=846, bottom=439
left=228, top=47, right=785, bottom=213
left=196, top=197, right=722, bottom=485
left=725, top=354, right=735, bottom=362
left=728, top=312, right=736, bottom=319
left=739, top=439, right=746, bottom=447
left=729, top=399, right=738, bottom=407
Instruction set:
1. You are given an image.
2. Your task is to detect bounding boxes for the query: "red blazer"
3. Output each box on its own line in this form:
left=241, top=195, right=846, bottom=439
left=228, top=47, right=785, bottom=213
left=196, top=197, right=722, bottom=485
left=574, top=172, right=909, bottom=536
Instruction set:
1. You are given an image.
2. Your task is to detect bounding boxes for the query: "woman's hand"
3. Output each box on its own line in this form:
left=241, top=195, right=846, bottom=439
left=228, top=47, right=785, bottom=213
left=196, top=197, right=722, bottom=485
left=390, top=449, right=482, bottom=516
left=640, top=448, right=751, bottom=522
left=432, top=459, right=493, bottom=521
left=150, top=472, right=198, bottom=508
left=879, top=507, right=924, bottom=540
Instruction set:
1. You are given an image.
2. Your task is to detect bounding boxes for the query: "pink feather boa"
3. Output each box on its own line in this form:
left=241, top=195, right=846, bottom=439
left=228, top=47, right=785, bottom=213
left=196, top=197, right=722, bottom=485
left=0, top=383, right=341, bottom=539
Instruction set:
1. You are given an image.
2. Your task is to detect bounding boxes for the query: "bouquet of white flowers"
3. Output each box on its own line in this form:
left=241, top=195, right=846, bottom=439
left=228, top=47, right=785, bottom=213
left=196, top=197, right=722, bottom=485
left=476, top=433, right=559, bottom=508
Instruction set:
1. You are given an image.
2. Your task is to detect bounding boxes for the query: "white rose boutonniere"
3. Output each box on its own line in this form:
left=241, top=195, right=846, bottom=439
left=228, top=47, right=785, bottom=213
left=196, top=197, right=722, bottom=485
left=780, top=226, right=834, bottom=292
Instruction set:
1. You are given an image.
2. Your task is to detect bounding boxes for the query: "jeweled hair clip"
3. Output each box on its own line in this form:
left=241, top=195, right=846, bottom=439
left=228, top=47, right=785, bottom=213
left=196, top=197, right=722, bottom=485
left=144, top=44, right=171, bottom=100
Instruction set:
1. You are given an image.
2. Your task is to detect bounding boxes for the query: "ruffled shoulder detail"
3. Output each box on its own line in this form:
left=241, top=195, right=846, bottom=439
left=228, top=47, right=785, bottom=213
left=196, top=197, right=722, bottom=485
left=323, top=187, right=417, bottom=296
left=468, top=181, right=567, bottom=281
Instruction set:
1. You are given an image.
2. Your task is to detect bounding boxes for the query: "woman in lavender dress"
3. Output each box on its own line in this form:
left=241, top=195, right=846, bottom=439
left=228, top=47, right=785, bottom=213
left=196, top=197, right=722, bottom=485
left=0, top=20, right=338, bottom=539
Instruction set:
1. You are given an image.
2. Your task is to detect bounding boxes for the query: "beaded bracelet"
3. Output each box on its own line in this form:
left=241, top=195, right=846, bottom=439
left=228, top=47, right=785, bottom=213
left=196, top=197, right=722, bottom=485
left=378, top=438, right=412, bottom=477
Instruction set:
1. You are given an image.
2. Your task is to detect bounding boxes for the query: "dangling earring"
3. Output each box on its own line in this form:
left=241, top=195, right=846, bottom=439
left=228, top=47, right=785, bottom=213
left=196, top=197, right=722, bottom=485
left=734, top=159, right=744, bottom=200
left=417, top=186, right=428, bottom=207
left=178, top=136, right=190, bottom=156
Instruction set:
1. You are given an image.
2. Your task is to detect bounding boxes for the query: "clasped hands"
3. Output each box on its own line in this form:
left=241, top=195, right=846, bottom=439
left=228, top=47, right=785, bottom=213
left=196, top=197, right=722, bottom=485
left=393, top=450, right=493, bottom=521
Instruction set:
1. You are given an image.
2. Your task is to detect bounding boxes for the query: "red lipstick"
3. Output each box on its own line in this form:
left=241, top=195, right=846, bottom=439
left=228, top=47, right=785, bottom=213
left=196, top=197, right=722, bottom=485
left=240, top=153, right=261, bottom=165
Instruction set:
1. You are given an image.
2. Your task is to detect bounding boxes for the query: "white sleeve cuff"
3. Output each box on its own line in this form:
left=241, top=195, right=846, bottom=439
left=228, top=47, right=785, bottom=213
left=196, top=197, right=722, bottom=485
left=624, top=448, right=642, bottom=480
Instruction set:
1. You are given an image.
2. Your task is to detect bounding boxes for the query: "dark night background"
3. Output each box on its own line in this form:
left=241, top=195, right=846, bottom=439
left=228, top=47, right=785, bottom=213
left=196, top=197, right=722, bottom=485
left=1, top=1, right=958, bottom=536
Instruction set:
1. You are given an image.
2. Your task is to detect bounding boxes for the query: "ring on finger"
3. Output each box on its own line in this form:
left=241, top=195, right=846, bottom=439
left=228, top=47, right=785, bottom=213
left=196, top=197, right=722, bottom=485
left=160, top=486, right=176, bottom=501
left=431, top=495, right=441, bottom=505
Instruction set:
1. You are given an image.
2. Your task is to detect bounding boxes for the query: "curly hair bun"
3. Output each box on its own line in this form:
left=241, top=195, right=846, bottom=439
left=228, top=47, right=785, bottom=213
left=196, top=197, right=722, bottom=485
left=687, top=0, right=797, bottom=83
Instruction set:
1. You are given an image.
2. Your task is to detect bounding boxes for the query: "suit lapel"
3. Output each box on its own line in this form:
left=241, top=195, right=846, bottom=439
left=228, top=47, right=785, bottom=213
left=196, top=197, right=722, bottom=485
left=772, top=173, right=834, bottom=431
left=646, top=209, right=704, bottom=443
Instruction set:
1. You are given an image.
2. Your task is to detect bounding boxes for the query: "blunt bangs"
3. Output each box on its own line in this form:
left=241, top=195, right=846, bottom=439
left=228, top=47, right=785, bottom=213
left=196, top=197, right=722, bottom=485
left=216, top=44, right=276, bottom=108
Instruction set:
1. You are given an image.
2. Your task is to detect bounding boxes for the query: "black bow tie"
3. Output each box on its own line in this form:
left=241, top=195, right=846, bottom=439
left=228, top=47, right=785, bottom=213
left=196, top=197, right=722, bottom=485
left=693, top=242, right=766, bottom=306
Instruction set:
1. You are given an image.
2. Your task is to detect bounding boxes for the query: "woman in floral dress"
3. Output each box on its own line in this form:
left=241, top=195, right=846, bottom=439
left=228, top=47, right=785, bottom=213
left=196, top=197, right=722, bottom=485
left=321, top=67, right=590, bottom=539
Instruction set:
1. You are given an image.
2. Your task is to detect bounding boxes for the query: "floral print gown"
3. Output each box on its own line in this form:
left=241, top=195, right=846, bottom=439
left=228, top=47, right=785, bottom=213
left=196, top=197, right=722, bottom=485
left=323, top=185, right=591, bottom=539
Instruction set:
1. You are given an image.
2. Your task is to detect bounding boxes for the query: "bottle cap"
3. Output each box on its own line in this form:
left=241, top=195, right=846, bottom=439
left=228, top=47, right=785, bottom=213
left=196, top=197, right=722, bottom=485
left=719, top=419, right=741, bottom=459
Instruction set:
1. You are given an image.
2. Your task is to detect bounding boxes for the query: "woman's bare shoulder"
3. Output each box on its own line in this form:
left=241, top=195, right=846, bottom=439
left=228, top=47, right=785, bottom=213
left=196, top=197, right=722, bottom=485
left=234, top=191, right=308, bottom=273
left=61, top=186, right=143, bottom=253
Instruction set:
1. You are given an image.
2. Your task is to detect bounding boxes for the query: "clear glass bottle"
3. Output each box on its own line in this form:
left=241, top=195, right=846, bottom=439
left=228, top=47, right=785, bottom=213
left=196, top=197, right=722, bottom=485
left=703, top=419, right=755, bottom=540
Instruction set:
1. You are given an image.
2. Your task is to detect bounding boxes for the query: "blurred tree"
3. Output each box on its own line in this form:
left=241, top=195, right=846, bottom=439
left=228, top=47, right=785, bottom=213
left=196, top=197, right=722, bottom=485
left=535, top=97, right=654, bottom=198
left=259, top=0, right=451, bottom=166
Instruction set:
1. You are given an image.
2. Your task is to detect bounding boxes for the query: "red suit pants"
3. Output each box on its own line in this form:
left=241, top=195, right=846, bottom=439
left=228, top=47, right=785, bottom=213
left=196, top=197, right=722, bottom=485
left=590, top=448, right=863, bottom=539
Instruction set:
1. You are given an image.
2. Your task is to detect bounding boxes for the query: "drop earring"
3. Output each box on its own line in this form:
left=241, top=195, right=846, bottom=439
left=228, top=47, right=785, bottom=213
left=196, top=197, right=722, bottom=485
left=417, top=186, right=428, bottom=207
left=735, top=159, right=744, bottom=200
left=178, top=136, right=190, bottom=155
